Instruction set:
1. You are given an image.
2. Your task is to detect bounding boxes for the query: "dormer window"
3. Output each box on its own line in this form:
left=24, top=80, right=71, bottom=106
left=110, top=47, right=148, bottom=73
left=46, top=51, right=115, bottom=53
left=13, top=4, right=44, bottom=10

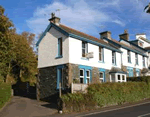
left=82, top=41, right=88, bottom=57
left=139, top=41, right=143, bottom=47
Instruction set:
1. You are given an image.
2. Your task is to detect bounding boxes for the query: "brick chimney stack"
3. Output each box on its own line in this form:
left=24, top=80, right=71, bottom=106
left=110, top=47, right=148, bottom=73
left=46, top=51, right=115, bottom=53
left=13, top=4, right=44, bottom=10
left=100, top=31, right=111, bottom=40
left=49, top=13, right=60, bottom=25
left=119, top=30, right=129, bottom=41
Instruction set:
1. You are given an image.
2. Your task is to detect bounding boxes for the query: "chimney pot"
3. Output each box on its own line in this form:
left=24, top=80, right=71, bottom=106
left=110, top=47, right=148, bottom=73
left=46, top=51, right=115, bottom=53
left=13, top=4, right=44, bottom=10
left=49, top=12, right=60, bottom=25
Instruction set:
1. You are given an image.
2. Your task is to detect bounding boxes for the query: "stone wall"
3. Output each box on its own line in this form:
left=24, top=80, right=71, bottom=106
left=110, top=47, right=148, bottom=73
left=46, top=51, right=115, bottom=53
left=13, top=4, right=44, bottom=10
left=92, top=67, right=99, bottom=83
left=37, top=65, right=69, bottom=102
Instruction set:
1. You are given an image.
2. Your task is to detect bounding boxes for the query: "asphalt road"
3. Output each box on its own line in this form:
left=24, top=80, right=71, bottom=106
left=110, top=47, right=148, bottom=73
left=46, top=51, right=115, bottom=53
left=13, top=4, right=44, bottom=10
left=81, top=102, right=150, bottom=117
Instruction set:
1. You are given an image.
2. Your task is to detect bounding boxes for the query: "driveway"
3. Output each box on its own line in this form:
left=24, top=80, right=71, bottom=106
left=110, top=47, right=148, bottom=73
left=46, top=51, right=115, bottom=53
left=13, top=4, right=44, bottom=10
left=0, top=96, right=58, bottom=117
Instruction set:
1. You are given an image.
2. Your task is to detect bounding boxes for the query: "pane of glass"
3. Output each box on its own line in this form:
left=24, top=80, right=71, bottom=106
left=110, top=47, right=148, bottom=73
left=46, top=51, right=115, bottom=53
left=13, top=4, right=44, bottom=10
left=82, top=49, right=85, bottom=57
left=118, top=75, right=120, bottom=80
left=80, top=78, right=83, bottom=83
left=80, top=70, right=83, bottom=76
left=87, top=78, right=90, bottom=84
left=99, top=53, right=102, bottom=61
left=100, top=72, right=103, bottom=78
left=86, top=71, right=90, bottom=77
left=122, top=75, right=125, bottom=80
left=82, top=42, right=85, bottom=48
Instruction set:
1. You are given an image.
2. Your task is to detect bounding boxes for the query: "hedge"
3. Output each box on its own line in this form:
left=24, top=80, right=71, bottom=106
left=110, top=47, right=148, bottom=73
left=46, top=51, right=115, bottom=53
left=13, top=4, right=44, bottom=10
left=0, top=82, right=11, bottom=109
left=61, top=82, right=150, bottom=113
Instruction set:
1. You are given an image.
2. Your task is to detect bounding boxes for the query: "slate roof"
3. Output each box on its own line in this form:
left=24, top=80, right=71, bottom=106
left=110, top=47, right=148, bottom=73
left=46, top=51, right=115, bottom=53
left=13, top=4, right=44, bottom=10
left=103, top=37, right=147, bottom=56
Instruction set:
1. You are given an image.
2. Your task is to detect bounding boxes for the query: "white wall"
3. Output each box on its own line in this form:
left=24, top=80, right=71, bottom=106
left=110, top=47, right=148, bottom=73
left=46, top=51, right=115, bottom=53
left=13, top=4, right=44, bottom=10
left=138, top=38, right=150, bottom=48
left=69, top=37, right=121, bottom=70
left=38, top=27, right=69, bottom=68
left=121, top=48, right=148, bottom=69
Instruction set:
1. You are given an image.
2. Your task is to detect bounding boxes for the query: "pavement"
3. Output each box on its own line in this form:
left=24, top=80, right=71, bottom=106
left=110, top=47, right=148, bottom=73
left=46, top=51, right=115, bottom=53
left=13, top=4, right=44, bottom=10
left=0, top=96, right=58, bottom=117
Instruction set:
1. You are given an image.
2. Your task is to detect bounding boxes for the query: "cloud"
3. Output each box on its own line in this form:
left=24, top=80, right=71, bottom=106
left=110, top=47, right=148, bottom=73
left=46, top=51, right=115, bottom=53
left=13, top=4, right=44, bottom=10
left=26, top=0, right=126, bottom=39
left=112, top=20, right=126, bottom=27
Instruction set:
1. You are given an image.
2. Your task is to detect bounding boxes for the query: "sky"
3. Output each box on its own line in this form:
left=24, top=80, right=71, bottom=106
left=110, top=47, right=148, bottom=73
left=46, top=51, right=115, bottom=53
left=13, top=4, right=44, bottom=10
left=1, top=0, right=150, bottom=43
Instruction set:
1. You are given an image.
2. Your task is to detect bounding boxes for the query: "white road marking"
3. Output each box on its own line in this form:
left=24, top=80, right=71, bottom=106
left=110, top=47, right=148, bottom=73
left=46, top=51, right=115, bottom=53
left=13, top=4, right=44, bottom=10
left=76, top=101, right=150, bottom=117
left=138, top=113, right=150, bottom=117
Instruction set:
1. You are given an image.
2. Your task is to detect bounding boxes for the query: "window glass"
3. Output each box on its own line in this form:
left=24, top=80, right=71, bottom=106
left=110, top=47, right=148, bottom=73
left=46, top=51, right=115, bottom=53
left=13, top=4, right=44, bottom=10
left=143, top=56, right=145, bottom=67
left=122, top=75, right=125, bottom=80
left=58, top=38, right=62, bottom=56
left=118, top=75, right=120, bottom=80
left=135, top=54, right=138, bottom=65
left=86, top=70, right=90, bottom=84
left=127, top=50, right=131, bottom=63
left=99, top=72, right=104, bottom=82
left=80, top=69, right=84, bottom=76
left=82, top=42, right=87, bottom=57
left=112, top=51, right=116, bottom=64
left=99, top=47, right=103, bottom=61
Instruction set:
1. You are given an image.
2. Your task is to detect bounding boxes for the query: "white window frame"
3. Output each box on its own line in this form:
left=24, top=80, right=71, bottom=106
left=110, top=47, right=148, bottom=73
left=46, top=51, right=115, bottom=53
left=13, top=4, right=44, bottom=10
left=116, top=74, right=126, bottom=82
left=80, top=69, right=84, bottom=84
left=82, top=42, right=88, bottom=57
left=99, top=72, right=104, bottom=83
left=86, top=70, right=90, bottom=84
left=112, top=51, right=116, bottom=65
left=99, top=46, right=103, bottom=61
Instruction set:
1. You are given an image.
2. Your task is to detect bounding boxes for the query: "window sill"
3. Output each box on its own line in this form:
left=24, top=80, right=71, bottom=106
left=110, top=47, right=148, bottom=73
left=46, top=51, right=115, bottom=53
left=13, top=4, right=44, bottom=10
left=81, top=57, right=89, bottom=61
left=128, top=62, right=132, bottom=64
left=112, top=64, right=117, bottom=66
left=98, top=61, right=105, bottom=63
left=55, top=55, right=63, bottom=59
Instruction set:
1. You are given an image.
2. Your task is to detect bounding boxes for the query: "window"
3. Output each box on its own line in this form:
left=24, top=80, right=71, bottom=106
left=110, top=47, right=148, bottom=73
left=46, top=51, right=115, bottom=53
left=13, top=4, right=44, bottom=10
left=99, top=72, right=104, bottom=83
left=86, top=70, right=90, bottom=84
left=135, top=53, right=138, bottom=65
left=58, top=38, right=62, bottom=57
left=80, top=69, right=84, bottom=83
left=112, top=51, right=116, bottom=65
left=122, top=75, right=125, bottom=81
left=127, top=50, right=131, bottom=63
left=82, top=41, right=88, bottom=57
left=143, top=56, right=145, bottom=67
left=99, top=46, right=103, bottom=61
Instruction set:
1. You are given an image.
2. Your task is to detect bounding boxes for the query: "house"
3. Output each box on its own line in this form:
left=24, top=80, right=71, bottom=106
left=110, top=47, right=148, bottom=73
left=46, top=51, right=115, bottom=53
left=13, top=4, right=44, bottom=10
left=36, top=14, right=150, bottom=101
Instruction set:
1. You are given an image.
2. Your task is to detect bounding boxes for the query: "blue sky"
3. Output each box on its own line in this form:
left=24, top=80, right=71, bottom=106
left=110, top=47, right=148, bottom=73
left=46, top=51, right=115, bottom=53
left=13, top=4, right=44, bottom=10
left=1, top=0, right=150, bottom=42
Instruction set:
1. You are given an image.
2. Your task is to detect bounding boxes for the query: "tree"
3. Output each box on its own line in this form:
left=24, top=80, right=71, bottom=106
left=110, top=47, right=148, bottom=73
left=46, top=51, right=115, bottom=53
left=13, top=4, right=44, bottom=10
left=0, top=6, right=14, bottom=81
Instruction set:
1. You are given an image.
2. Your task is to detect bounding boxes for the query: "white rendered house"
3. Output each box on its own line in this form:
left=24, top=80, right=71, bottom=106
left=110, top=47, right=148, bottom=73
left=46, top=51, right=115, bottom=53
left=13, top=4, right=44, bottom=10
left=36, top=15, right=150, bottom=100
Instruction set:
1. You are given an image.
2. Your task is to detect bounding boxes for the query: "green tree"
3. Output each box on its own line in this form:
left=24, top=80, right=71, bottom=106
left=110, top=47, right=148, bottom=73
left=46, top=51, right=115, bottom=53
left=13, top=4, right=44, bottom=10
left=0, top=6, right=14, bottom=81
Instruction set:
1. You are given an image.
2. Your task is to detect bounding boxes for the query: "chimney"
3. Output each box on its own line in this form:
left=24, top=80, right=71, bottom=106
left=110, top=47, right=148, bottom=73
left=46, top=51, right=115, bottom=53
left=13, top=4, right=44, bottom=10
left=119, top=30, right=129, bottom=41
left=49, top=13, right=60, bottom=25
left=100, top=31, right=111, bottom=40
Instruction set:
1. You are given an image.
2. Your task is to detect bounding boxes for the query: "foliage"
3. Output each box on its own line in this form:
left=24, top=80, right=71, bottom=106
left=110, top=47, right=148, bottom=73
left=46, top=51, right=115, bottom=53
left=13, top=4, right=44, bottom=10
left=61, top=82, right=150, bottom=113
left=0, top=5, right=37, bottom=84
left=0, top=82, right=11, bottom=109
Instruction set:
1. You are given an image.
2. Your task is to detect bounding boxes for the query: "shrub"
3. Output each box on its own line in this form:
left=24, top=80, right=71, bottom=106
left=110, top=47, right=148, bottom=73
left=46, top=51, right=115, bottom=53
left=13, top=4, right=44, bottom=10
left=61, top=82, right=150, bottom=113
left=0, top=83, right=11, bottom=109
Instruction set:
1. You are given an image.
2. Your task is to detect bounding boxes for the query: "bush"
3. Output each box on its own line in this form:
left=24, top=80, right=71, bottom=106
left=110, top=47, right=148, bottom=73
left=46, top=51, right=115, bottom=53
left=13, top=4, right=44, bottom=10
left=61, top=82, right=150, bottom=113
left=0, top=83, right=11, bottom=109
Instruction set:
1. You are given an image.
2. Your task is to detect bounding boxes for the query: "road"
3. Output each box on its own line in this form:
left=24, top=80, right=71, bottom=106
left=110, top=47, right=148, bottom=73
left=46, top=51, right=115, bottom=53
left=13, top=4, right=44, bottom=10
left=78, top=102, right=150, bottom=117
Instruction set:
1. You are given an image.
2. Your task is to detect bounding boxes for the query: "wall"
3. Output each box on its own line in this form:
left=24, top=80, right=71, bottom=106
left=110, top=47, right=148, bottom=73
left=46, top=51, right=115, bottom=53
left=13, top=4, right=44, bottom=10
left=37, top=65, right=69, bottom=102
left=121, top=48, right=148, bottom=69
left=38, top=27, right=69, bottom=68
left=68, top=37, right=121, bottom=70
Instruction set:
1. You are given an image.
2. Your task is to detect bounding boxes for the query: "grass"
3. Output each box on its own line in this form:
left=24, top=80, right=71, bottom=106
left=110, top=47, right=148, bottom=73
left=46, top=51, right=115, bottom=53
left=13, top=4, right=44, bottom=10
left=0, top=82, right=11, bottom=109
